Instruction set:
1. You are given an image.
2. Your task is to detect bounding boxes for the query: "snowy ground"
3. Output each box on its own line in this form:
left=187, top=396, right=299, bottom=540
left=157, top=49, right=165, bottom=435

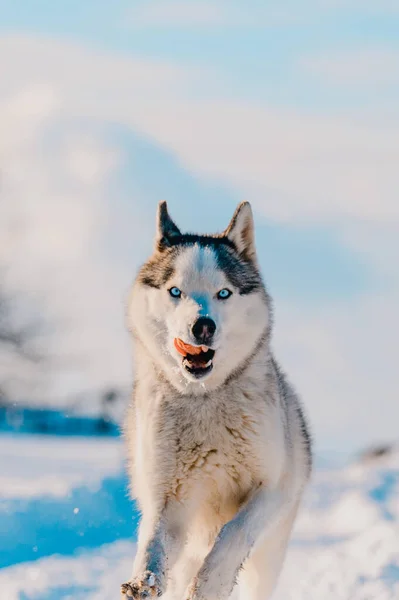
left=0, top=434, right=398, bottom=600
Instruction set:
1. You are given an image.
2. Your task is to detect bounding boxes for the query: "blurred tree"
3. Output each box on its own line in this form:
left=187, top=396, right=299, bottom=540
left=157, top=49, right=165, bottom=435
left=99, top=387, right=120, bottom=428
left=0, top=281, right=44, bottom=401
left=0, top=189, right=46, bottom=402
left=0, top=285, right=41, bottom=361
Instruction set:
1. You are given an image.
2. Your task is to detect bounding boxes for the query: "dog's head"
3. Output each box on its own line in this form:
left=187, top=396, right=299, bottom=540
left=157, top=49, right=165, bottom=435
left=128, top=201, right=271, bottom=392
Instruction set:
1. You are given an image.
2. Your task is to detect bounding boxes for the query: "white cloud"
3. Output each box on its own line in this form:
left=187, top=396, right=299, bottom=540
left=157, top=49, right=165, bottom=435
left=132, top=102, right=399, bottom=225
left=274, top=288, right=399, bottom=451
left=1, top=33, right=398, bottom=450
left=274, top=217, right=399, bottom=451
left=124, top=0, right=399, bottom=29
left=301, top=48, right=399, bottom=87
left=0, top=87, right=134, bottom=402
left=1, top=35, right=398, bottom=227
left=0, top=36, right=202, bottom=402
left=0, top=34, right=193, bottom=104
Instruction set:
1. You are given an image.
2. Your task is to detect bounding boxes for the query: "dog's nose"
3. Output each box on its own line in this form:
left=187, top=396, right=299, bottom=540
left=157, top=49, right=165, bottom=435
left=192, top=317, right=216, bottom=345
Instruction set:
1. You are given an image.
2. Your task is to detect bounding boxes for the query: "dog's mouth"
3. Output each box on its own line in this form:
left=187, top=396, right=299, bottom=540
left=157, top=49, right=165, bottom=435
left=174, top=338, right=215, bottom=379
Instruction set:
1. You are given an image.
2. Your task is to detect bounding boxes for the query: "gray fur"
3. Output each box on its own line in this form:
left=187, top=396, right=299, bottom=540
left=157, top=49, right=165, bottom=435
left=122, top=201, right=312, bottom=600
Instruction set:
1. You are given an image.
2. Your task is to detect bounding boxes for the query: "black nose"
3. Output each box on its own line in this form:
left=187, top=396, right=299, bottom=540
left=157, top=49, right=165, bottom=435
left=192, top=317, right=216, bottom=345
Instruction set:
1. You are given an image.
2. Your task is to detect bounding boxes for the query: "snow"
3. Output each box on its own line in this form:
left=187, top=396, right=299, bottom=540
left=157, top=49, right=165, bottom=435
left=0, top=435, right=124, bottom=498
left=0, top=434, right=398, bottom=599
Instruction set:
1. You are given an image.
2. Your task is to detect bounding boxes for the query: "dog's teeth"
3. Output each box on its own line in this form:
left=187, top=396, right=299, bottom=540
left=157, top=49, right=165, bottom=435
left=205, top=360, right=212, bottom=367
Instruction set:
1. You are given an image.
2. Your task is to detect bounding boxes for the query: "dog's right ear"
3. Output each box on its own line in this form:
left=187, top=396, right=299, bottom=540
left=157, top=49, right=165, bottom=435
left=156, top=200, right=181, bottom=251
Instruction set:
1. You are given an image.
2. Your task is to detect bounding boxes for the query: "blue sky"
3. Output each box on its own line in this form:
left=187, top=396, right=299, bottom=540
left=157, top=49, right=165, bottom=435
left=0, top=1, right=398, bottom=453
left=2, top=0, right=398, bottom=111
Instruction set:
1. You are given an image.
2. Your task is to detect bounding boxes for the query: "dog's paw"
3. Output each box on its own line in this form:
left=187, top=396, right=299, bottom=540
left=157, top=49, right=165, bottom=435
left=121, top=571, right=163, bottom=599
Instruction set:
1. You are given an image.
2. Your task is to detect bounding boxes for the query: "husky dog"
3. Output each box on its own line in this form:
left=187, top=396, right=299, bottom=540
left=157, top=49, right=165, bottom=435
left=121, top=202, right=311, bottom=600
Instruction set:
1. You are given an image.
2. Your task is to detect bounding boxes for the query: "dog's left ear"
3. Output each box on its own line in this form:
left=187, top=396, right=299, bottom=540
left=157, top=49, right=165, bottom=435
left=224, top=201, right=256, bottom=261
left=156, top=200, right=181, bottom=251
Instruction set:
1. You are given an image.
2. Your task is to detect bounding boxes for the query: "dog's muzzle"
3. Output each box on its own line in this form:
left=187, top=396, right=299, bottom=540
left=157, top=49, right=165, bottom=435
left=174, top=338, right=215, bottom=379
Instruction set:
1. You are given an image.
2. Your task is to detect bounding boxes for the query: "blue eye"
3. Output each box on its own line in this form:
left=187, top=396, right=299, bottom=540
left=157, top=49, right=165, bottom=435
left=217, top=288, right=232, bottom=300
left=169, top=287, right=182, bottom=298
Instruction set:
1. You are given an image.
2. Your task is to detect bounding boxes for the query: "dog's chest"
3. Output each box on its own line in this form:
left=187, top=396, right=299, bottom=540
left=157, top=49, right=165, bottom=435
left=163, top=395, right=266, bottom=501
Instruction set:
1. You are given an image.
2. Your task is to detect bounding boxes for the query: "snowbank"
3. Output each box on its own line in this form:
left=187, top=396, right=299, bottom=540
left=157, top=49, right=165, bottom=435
left=0, top=435, right=398, bottom=599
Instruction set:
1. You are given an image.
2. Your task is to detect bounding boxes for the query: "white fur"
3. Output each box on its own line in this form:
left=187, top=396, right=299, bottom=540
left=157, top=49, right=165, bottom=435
left=129, top=244, right=269, bottom=395
left=122, top=203, right=311, bottom=600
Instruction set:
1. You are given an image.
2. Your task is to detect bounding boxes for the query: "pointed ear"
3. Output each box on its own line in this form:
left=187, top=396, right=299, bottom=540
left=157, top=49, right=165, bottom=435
left=223, top=201, right=256, bottom=261
left=156, top=200, right=181, bottom=251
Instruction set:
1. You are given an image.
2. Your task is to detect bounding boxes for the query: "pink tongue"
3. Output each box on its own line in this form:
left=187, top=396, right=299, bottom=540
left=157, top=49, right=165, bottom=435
left=174, top=338, right=208, bottom=357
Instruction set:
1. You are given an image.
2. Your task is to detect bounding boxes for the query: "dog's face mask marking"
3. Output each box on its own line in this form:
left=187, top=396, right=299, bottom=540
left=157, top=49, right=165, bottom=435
left=129, top=202, right=271, bottom=392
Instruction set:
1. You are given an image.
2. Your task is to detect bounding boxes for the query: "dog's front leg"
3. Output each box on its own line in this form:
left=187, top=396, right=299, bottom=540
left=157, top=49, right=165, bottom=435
left=186, top=485, right=291, bottom=600
left=121, top=500, right=187, bottom=599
